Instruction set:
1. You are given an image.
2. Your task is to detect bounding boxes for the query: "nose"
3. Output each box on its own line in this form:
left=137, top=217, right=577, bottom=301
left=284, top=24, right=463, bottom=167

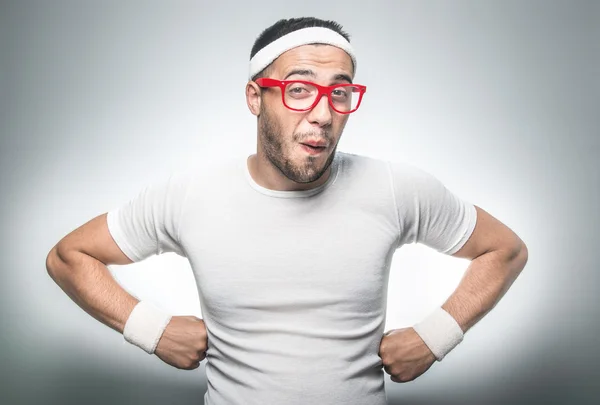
left=307, top=94, right=332, bottom=127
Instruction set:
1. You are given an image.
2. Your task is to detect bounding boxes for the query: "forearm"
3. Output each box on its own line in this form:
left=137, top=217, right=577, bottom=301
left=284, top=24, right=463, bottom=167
left=442, top=243, right=528, bottom=334
left=46, top=244, right=139, bottom=334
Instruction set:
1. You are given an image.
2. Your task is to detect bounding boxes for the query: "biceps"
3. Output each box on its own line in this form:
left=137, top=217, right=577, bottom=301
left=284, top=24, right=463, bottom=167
left=55, top=213, right=134, bottom=266
left=451, top=205, right=524, bottom=260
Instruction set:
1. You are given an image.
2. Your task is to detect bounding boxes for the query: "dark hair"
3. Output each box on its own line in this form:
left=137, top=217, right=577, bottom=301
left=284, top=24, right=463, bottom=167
left=249, top=17, right=351, bottom=81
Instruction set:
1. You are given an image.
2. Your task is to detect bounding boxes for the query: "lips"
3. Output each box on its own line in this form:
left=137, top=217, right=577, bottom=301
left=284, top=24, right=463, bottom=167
left=300, top=143, right=326, bottom=155
left=301, top=139, right=327, bottom=148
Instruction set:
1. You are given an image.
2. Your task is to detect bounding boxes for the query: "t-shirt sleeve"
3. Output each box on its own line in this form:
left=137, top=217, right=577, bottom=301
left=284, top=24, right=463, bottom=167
left=388, top=160, right=477, bottom=255
left=105, top=170, right=191, bottom=262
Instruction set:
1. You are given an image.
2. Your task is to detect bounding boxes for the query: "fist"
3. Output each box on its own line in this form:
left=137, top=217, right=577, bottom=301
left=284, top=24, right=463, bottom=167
left=378, top=327, right=437, bottom=383
left=154, top=315, right=208, bottom=370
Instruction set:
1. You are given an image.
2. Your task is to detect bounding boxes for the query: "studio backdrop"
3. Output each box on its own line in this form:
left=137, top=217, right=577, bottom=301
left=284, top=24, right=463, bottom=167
left=1, top=1, right=598, bottom=404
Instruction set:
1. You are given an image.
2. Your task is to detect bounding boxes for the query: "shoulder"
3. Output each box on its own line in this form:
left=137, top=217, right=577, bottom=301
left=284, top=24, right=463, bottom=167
left=337, top=151, right=391, bottom=176
left=387, top=159, right=444, bottom=189
left=341, top=152, right=429, bottom=178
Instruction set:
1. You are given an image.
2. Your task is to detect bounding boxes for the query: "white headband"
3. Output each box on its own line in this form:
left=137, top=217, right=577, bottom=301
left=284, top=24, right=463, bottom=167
left=248, top=26, right=357, bottom=80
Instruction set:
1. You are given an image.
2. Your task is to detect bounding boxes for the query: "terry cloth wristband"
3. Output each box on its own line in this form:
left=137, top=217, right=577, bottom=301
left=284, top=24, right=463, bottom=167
left=123, top=301, right=172, bottom=354
left=412, top=307, right=464, bottom=361
left=248, top=26, right=357, bottom=80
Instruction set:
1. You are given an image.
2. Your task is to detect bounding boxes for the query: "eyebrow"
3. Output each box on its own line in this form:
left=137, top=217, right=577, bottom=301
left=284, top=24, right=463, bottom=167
left=283, top=69, right=353, bottom=84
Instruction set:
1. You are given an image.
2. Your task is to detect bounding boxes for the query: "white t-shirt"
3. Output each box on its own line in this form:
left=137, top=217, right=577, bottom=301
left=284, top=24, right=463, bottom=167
left=106, top=151, right=477, bottom=405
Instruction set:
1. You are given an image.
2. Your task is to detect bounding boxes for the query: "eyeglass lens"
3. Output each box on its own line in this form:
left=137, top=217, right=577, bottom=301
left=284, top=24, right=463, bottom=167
left=284, top=82, right=361, bottom=112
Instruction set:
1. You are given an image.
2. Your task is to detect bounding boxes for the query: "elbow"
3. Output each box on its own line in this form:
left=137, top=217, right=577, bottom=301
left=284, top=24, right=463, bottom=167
left=498, top=238, right=528, bottom=269
left=510, top=240, right=528, bottom=271
left=519, top=242, right=529, bottom=268
left=46, top=245, right=60, bottom=279
left=520, top=242, right=529, bottom=263
left=46, top=243, right=70, bottom=279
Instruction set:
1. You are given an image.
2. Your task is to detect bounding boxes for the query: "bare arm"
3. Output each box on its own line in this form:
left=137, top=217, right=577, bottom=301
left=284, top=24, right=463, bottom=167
left=445, top=205, right=529, bottom=333
left=380, top=204, right=528, bottom=383
left=46, top=212, right=138, bottom=334
left=47, top=211, right=208, bottom=369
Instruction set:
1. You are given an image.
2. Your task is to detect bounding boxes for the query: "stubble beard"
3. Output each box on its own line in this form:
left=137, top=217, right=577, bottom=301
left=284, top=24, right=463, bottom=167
left=258, top=106, right=338, bottom=184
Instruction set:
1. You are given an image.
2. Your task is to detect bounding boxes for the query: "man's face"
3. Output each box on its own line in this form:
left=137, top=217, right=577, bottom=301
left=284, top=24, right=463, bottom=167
left=256, top=44, right=354, bottom=184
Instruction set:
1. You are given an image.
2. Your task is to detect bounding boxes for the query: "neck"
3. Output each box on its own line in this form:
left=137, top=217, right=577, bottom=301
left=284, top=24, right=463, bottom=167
left=246, top=151, right=333, bottom=192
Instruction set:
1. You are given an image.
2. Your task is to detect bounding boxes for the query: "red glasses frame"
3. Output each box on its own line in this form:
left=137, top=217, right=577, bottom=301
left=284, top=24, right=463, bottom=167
left=255, top=78, right=367, bottom=114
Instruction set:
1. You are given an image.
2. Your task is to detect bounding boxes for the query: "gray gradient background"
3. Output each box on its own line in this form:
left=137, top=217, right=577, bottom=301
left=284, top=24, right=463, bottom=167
left=1, top=1, right=598, bottom=404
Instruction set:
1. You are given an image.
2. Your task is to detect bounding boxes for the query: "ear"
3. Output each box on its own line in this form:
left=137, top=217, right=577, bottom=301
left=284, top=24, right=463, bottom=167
left=246, top=81, right=262, bottom=116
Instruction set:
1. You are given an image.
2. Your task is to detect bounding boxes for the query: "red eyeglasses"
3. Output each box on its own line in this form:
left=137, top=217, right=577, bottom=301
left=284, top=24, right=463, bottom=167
left=255, top=78, right=367, bottom=114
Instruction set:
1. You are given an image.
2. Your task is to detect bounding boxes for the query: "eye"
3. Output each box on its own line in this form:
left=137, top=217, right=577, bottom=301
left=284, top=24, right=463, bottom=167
left=331, top=88, right=348, bottom=98
left=290, top=86, right=307, bottom=94
left=285, top=82, right=315, bottom=99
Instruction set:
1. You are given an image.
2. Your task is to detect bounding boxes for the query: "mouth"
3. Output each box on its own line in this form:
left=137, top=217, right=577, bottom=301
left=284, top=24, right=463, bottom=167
left=301, top=139, right=328, bottom=148
left=300, top=143, right=327, bottom=155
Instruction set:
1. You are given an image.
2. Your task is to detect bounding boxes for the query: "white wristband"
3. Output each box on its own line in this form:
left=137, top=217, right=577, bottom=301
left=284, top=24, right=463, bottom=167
left=412, top=307, right=464, bottom=361
left=123, top=301, right=172, bottom=354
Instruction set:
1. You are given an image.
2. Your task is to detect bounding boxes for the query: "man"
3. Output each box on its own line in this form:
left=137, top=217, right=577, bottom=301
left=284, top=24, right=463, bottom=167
left=46, top=17, right=528, bottom=405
